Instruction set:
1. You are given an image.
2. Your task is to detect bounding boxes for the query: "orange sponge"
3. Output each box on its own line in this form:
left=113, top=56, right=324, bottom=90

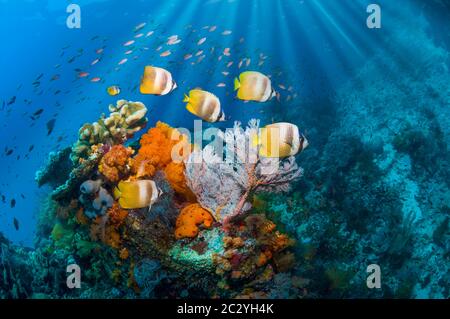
left=164, top=162, right=196, bottom=202
left=175, top=204, right=213, bottom=239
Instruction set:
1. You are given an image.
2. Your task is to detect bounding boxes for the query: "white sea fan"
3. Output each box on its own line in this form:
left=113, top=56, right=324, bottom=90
left=185, top=119, right=304, bottom=222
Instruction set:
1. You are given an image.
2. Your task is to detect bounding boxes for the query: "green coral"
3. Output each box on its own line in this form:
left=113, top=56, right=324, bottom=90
left=51, top=222, right=75, bottom=250
left=75, top=234, right=100, bottom=258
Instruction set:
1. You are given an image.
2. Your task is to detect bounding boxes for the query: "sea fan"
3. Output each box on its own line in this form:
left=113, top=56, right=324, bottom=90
left=185, top=119, right=303, bottom=223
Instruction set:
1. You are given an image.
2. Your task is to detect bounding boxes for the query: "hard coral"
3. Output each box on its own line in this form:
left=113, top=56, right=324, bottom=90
left=99, top=145, right=133, bottom=183
left=71, top=100, right=147, bottom=164
left=175, top=204, right=214, bottom=239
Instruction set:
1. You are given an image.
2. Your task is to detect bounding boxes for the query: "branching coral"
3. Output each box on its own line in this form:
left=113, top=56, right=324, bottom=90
left=185, top=119, right=303, bottom=223
left=175, top=204, right=214, bottom=239
left=98, top=145, right=133, bottom=183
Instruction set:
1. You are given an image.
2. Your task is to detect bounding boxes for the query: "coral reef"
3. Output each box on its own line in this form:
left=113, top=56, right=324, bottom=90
left=51, top=148, right=105, bottom=202
left=26, top=115, right=306, bottom=299
left=36, top=100, right=148, bottom=203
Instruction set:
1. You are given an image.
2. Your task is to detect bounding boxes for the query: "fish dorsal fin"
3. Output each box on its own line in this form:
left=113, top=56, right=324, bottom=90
left=186, top=102, right=196, bottom=115
left=113, top=186, right=121, bottom=200
left=234, top=77, right=241, bottom=91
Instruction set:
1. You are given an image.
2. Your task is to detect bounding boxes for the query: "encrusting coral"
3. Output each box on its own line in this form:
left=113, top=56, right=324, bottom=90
left=107, top=203, right=129, bottom=227
left=98, top=145, right=134, bottom=183
left=175, top=204, right=214, bottom=239
left=35, top=147, right=72, bottom=188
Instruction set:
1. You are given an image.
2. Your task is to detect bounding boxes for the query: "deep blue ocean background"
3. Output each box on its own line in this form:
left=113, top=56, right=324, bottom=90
left=0, top=0, right=448, bottom=250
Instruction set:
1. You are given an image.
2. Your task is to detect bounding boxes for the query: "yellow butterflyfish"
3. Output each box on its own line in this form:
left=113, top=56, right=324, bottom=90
left=140, top=66, right=177, bottom=95
left=183, top=89, right=225, bottom=122
left=253, top=122, right=308, bottom=158
left=107, top=85, right=121, bottom=96
left=113, top=180, right=162, bottom=210
left=234, top=71, right=276, bottom=102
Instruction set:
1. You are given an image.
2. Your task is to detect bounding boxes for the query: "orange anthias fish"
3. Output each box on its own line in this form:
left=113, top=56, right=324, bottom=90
left=123, top=40, right=135, bottom=47
left=160, top=50, right=171, bottom=57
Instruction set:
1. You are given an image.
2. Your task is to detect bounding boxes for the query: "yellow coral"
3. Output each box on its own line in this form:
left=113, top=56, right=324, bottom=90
left=119, top=247, right=129, bottom=260
left=175, top=203, right=214, bottom=239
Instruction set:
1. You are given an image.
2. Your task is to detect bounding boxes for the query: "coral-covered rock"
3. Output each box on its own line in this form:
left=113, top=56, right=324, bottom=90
left=175, top=204, right=214, bottom=239
left=35, top=147, right=72, bottom=188
left=99, top=145, right=133, bottom=183
left=51, top=149, right=104, bottom=201
left=90, top=216, right=121, bottom=249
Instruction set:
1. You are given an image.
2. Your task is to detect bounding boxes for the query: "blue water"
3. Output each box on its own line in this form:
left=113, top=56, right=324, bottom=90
left=0, top=0, right=448, bottom=250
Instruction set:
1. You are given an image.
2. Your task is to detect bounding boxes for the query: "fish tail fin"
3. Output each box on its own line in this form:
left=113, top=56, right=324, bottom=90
left=183, top=94, right=190, bottom=103
left=234, top=78, right=240, bottom=91
left=113, top=186, right=121, bottom=200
